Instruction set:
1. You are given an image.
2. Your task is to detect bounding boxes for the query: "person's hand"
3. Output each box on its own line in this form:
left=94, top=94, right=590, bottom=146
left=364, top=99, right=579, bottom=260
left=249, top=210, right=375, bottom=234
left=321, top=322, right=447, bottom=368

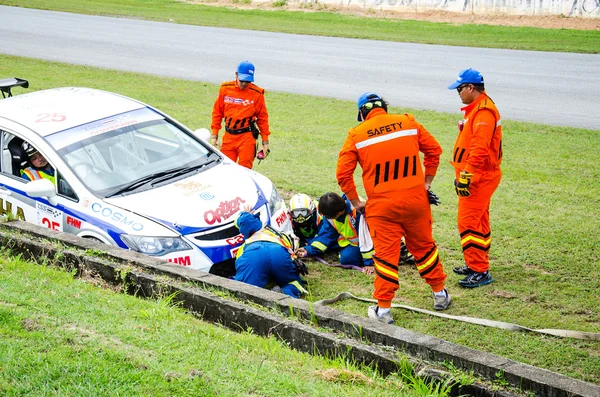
left=209, top=135, right=219, bottom=148
left=240, top=204, right=253, bottom=213
left=350, top=198, right=366, bottom=213
left=427, top=189, right=441, bottom=205
left=295, top=247, right=308, bottom=258
left=454, top=171, right=473, bottom=197
left=261, top=142, right=269, bottom=158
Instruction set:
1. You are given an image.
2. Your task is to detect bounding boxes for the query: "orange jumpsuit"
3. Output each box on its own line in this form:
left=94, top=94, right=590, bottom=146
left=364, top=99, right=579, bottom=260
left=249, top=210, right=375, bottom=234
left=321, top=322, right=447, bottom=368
left=211, top=80, right=270, bottom=169
left=451, top=93, right=503, bottom=273
left=337, top=108, right=447, bottom=309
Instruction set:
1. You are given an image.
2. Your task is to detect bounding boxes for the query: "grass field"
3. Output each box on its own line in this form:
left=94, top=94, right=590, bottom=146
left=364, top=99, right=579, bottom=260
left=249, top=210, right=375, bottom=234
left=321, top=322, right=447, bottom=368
left=1, top=254, right=456, bottom=397
left=1, top=55, right=598, bottom=386
left=0, top=0, right=599, bottom=53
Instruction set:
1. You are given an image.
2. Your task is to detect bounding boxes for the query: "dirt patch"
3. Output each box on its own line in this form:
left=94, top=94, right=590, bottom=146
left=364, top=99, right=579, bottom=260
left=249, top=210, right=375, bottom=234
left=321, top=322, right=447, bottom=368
left=185, top=0, right=600, bottom=30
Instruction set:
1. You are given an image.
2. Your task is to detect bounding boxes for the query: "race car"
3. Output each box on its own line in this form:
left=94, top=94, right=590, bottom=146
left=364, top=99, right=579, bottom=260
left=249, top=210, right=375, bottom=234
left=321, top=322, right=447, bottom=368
left=0, top=79, right=293, bottom=276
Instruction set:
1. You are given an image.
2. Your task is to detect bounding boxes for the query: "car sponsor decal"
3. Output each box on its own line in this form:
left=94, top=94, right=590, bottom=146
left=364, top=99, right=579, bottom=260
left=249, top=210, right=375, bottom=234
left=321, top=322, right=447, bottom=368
left=36, top=202, right=63, bottom=232
left=84, top=200, right=144, bottom=231
left=66, top=215, right=82, bottom=229
left=275, top=211, right=287, bottom=228
left=0, top=198, right=25, bottom=221
left=172, top=180, right=213, bottom=197
left=199, top=192, right=215, bottom=200
left=46, top=108, right=162, bottom=150
left=203, top=197, right=245, bottom=225
left=225, top=234, right=244, bottom=246
left=166, top=255, right=191, bottom=267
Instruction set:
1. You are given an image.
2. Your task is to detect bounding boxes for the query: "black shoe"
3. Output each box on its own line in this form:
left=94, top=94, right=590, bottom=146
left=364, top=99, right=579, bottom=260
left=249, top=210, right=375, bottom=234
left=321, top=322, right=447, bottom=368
left=399, top=242, right=415, bottom=265
left=453, top=266, right=472, bottom=275
left=458, top=271, right=494, bottom=288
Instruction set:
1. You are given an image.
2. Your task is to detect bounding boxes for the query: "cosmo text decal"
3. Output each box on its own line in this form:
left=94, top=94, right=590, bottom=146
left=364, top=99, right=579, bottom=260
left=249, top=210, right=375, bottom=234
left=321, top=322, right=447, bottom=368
left=86, top=201, right=144, bottom=231
left=204, top=197, right=245, bottom=225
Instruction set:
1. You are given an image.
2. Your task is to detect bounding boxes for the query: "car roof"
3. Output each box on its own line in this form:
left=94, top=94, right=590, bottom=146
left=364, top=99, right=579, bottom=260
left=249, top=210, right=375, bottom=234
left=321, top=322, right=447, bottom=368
left=0, top=87, right=145, bottom=137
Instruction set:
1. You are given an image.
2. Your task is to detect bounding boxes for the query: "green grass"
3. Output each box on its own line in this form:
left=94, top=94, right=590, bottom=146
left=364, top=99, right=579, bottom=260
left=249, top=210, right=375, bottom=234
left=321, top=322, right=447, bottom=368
left=0, top=255, right=453, bottom=397
left=1, top=0, right=599, bottom=53
left=1, top=55, right=599, bottom=385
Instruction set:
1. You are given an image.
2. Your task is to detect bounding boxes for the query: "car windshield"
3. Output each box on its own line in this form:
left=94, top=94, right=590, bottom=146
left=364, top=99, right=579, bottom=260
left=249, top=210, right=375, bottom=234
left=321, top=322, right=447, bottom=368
left=46, top=108, right=217, bottom=197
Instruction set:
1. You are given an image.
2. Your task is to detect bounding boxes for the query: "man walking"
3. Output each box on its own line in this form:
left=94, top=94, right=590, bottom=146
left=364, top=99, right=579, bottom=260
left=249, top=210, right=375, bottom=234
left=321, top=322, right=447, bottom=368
left=210, top=60, right=270, bottom=169
left=448, top=68, right=503, bottom=288
left=336, top=92, right=451, bottom=325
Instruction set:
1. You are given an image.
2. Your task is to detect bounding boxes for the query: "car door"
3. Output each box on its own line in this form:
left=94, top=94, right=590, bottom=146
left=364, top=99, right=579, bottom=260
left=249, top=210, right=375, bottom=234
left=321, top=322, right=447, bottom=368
left=0, top=130, right=80, bottom=235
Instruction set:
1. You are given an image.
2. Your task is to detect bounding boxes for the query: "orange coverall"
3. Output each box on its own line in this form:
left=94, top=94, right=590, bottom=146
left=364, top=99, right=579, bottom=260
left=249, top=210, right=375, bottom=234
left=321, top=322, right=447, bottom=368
left=337, top=108, right=447, bottom=309
left=451, top=93, right=503, bottom=273
left=211, top=81, right=270, bottom=169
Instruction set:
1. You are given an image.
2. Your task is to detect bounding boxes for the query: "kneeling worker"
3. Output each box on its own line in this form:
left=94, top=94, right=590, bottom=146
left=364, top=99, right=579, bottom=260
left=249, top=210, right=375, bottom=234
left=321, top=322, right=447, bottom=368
left=234, top=206, right=308, bottom=298
left=296, top=192, right=375, bottom=274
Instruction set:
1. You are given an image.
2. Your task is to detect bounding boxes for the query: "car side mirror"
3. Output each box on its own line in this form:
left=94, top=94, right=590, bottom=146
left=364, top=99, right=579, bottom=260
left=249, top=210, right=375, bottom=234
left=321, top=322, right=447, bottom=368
left=23, top=179, right=58, bottom=204
left=193, top=128, right=211, bottom=142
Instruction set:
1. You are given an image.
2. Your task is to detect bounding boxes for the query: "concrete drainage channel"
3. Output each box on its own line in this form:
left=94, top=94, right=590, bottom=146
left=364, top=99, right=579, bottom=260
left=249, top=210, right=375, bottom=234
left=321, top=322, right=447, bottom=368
left=1, top=221, right=598, bottom=397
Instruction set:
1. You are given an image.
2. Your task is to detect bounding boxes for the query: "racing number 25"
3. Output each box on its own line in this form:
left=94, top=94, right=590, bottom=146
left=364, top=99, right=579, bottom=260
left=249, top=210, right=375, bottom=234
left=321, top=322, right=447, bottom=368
left=41, top=217, right=60, bottom=231
left=36, top=113, right=67, bottom=123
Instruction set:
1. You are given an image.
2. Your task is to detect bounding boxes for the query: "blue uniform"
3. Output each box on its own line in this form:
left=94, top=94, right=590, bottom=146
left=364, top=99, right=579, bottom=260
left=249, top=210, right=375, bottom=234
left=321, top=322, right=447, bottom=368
left=304, top=195, right=373, bottom=268
left=234, top=212, right=305, bottom=298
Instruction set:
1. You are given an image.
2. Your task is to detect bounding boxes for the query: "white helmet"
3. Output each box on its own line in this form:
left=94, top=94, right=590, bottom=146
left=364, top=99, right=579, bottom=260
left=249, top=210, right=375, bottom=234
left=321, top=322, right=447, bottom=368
left=289, top=193, right=316, bottom=224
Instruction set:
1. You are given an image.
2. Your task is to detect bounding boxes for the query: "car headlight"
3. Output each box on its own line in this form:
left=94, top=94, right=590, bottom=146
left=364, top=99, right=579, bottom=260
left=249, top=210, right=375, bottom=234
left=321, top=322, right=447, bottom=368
left=268, top=183, right=284, bottom=215
left=120, top=235, right=192, bottom=256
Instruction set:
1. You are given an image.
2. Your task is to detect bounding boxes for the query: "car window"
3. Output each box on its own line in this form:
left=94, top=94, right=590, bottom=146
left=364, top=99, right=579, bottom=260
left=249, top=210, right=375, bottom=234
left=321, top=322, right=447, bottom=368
left=1, top=131, right=27, bottom=179
left=48, top=108, right=214, bottom=197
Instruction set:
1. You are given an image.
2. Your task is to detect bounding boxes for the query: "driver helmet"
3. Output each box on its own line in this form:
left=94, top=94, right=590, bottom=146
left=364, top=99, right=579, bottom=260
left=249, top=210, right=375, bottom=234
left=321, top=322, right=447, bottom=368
left=289, top=193, right=316, bottom=224
left=22, top=141, right=38, bottom=158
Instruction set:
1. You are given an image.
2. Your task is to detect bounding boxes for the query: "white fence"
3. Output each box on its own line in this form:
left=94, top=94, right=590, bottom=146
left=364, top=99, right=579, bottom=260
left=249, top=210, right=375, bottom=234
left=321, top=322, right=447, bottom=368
left=288, top=0, right=600, bottom=17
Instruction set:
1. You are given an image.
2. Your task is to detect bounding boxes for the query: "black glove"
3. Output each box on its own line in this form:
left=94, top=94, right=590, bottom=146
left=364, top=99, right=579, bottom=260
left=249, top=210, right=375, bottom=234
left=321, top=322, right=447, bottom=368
left=454, top=171, right=473, bottom=197
left=427, top=189, right=441, bottom=206
left=293, top=258, right=309, bottom=276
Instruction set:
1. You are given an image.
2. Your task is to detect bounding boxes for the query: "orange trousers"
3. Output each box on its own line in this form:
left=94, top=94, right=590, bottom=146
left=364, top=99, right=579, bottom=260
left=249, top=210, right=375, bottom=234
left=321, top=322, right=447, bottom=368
left=221, top=132, right=256, bottom=169
left=456, top=169, right=502, bottom=273
left=366, top=186, right=447, bottom=309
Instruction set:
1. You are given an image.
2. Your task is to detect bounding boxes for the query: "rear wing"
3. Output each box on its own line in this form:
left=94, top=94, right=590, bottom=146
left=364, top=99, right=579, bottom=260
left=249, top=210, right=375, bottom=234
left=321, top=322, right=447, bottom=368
left=0, top=77, right=29, bottom=98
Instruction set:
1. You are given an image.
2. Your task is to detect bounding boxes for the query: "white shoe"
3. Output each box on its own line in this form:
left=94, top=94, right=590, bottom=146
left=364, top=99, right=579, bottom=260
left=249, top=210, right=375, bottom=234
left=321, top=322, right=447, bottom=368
left=433, top=289, right=452, bottom=311
left=367, top=306, right=394, bottom=324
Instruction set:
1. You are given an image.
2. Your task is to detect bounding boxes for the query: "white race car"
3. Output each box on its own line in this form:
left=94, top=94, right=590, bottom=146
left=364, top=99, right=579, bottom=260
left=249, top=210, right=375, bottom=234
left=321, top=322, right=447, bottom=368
left=0, top=79, right=292, bottom=276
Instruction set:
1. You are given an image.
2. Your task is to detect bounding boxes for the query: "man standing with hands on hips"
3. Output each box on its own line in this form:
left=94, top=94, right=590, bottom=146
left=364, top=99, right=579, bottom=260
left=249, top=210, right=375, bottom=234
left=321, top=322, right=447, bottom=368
left=448, top=68, right=503, bottom=288
left=210, top=60, right=270, bottom=169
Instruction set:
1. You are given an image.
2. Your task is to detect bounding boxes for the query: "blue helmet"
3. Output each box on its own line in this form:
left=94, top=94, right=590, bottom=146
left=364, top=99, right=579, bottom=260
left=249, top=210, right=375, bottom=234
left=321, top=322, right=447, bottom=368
left=357, top=92, right=384, bottom=122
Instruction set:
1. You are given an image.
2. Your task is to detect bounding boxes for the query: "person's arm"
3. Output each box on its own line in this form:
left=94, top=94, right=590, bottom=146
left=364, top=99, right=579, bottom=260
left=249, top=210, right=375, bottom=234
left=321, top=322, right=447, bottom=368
left=210, top=87, right=225, bottom=146
left=463, top=109, right=497, bottom=175
left=304, top=220, right=338, bottom=256
left=336, top=131, right=359, bottom=201
left=254, top=91, right=270, bottom=157
left=417, top=121, right=442, bottom=190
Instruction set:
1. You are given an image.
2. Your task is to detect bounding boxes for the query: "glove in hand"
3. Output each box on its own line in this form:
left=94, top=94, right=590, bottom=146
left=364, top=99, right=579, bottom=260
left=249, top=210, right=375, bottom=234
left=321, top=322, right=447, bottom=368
left=293, top=258, right=309, bottom=276
left=427, top=189, right=441, bottom=205
left=454, top=171, right=473, bottom=197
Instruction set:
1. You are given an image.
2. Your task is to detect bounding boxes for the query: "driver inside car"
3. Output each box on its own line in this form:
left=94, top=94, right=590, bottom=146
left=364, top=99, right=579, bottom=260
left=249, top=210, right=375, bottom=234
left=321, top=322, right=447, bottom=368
left=20, top=142, right=55, bottom=184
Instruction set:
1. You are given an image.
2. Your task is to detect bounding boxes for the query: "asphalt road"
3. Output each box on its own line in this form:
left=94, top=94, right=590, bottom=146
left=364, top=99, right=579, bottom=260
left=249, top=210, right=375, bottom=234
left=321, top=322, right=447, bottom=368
left=1, top=5, right=599, bottom=130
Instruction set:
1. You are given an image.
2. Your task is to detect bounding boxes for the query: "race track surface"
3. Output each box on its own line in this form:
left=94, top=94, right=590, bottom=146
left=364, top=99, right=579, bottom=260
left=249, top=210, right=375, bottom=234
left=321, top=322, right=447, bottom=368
left=1, top=6, right=599, bottom=130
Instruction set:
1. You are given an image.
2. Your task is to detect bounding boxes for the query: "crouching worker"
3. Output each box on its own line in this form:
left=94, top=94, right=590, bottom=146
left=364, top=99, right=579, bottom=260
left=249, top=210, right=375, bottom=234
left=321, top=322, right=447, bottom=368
left=289, top=193, right=324, bottom=247
left=296, top=192, right=375, bottom=274
left=234, top=207, right=308, bottom=298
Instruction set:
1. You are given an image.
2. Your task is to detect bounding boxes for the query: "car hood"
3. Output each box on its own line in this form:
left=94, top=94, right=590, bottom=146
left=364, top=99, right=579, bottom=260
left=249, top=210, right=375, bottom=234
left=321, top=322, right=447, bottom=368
left=105, top=163, right=266, bottom=233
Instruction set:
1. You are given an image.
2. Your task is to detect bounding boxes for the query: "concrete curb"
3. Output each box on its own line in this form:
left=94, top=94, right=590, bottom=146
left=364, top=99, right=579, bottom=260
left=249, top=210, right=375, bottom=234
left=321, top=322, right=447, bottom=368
left=1, top=221, right=598, bottom=397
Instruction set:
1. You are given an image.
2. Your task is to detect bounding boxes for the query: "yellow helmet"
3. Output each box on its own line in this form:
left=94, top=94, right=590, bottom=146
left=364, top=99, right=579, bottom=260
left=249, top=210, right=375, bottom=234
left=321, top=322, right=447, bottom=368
left=289, top=193, right=316, bottom=224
